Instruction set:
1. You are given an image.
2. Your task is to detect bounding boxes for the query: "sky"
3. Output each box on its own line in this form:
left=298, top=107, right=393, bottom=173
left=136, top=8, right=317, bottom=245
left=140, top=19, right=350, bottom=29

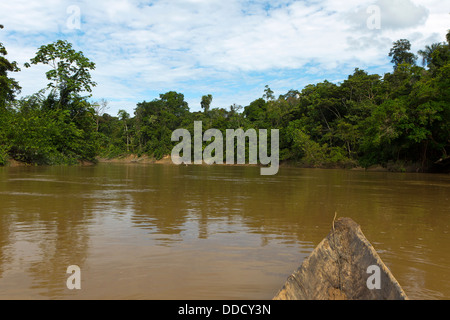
left=0, top=0, right=449, bottom=116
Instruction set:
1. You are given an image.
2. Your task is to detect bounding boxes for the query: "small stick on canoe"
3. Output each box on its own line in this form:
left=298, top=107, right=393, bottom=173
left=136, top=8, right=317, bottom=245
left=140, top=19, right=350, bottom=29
left=274, top=217, right=408, bottom=300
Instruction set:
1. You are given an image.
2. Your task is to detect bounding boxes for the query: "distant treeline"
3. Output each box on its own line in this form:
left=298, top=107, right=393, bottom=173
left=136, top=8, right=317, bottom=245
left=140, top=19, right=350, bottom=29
left=1, top=25, right=449, bottom=172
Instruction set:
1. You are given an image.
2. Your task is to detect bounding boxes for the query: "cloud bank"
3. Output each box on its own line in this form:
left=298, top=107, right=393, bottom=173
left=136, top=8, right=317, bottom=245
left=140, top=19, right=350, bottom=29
left=0, top=0, right=448, bottom=114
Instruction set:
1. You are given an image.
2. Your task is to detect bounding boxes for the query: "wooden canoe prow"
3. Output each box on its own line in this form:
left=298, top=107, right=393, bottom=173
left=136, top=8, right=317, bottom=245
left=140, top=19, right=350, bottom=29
left=274, top=218, right=408, bottom=300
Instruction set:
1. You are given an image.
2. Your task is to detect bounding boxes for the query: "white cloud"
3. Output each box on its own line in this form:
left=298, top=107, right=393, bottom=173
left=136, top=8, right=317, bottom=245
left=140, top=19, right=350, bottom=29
left=348, top=0, right=430, bottom=30
left=1, top=0, right=448, bottom=114
left=0, top=0, right=71, bottom=33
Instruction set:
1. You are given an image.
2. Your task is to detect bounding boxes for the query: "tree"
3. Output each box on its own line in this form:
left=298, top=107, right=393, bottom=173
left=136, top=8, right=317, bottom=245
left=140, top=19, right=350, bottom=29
left=93, top=99, right=109, bottom=132
left=118, top=109, right=130, bottom=152
left=134, top=92, right=190, bottom=159
left=0, top=25, right=21, bottom=111
left=279, top=89, right=300, bottom=101
left=418, top=43, right=443, bottom=67
left=389, top=39, right=417, bottom=69
left=14, top=40, right=99, bottom=164
left=243, top=98, right=267, bottom=123
left=26, top=40, right=96, bottom=107
left=263, top=85, right=275, bottom=101
left=0, top=24, right=21, bottom=164
left=159, top=91, right=189, bottom=118
left=228, top=104, right=244, bottom=128
left=428, top=42, right=450, bottom=73
left=201, top=94, right=213, bottom=113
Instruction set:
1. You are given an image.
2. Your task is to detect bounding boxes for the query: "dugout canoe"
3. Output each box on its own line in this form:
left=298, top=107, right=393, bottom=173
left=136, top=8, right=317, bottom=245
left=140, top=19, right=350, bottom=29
left=274, top=217, right=408, bottom=300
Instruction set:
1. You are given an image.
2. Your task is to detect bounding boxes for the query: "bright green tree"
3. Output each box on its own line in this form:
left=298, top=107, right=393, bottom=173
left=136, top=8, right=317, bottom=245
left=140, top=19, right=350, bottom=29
left=201, top=94, right=213, bottom=113
left=118, top=109, right=131, bottom=152
left=134, top=91, right=190, bottom=159
left=26, top=40, right=96, bottom=107
left=263, top=85, right=275, bottom=101
left=418, top=43, right=443, bottom=67
left=12, top=40, right=100, bottom=164
left=0, top=25, right=22, bottom=164
left=389, top=39, right=417, bottom=70
left=0, top=25, right=21, bottom=111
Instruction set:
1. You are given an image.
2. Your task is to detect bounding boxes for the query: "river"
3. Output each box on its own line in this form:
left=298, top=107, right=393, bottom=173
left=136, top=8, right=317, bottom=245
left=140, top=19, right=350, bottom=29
left=0, top=163, right=449, bottom=300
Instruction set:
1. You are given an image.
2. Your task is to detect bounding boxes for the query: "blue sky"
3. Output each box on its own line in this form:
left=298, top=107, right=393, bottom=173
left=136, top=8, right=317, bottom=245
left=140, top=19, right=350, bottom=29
left=0, top=0, right=449, bottom=116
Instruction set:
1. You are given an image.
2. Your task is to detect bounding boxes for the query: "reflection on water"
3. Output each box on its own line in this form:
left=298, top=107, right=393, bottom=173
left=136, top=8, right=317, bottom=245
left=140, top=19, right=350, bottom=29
left=0, top=164, right=449, bottom=300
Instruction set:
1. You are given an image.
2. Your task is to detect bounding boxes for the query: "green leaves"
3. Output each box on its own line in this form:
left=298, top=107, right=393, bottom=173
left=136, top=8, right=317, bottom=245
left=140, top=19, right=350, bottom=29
left=27, top=40, right=96, bottom=100
left=389, top=39, right=418, bottom=70
left=418, top=43, right=443, bottom=67
left=201, top=94, right=213, bottom=113
left=0, top=39, right=100, bottom=165
left=285, top=120, right=352, bottom=168
left=1, top=31, right=448, bottom=172
left=0, top=27, right=21, bottom=110
left=132, top=92, right=191, bottom=159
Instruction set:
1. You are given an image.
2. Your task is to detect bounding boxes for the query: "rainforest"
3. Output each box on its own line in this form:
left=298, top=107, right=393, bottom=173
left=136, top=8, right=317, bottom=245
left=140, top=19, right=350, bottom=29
left=1, top=26, right=449, bottom=173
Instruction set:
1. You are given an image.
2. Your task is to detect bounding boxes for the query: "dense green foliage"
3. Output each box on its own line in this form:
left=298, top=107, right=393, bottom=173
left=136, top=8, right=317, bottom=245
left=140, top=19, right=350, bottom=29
left=1, top=30, right=98, bottom=165
left=1, top=27, right=449, bottom=172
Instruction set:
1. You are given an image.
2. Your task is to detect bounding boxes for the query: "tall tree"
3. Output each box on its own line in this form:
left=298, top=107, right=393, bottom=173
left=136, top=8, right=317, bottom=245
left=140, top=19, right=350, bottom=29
left=0, top=25, right=21, bottom=111
left=243, top=98, right=267, bottom=123
left=389, top=39, right=417, bottom=69
left=0, top=24, right=21, bottom=165
left=263, top=85, right=275, bottom=101
left=134, top=91, right=190, bottom=159
left=26, top=40, right=96, bottom=107
left=418, top=43, right=443, bottom=67
left=93, top=98, right=109, bottom=132
left=19, top=40, right=99, bottom=164
left=118, top=109, right=130, bottom=152
left=201, top=94, right=213, bottom=113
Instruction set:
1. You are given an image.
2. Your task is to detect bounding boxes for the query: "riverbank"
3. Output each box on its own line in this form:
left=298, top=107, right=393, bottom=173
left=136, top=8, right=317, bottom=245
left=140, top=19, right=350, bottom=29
left=1, top=158, right=97, bottom=167
left=2, top=153, right=447, bottom=174
left=96, top=154, right=441, bottom=173
left=98, top=154, right=174, bottom=165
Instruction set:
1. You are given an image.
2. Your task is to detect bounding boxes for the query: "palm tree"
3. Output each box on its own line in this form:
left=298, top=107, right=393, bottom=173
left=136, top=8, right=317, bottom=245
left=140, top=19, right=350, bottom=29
left=118, top=109, right=130, bottom=153
left=418, top=43, right=443, bottom=66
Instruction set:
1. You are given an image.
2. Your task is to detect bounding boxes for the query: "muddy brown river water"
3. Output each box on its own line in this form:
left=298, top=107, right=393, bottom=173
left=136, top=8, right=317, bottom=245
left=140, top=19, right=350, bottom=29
left=0, top=163, right=449, bottom=299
